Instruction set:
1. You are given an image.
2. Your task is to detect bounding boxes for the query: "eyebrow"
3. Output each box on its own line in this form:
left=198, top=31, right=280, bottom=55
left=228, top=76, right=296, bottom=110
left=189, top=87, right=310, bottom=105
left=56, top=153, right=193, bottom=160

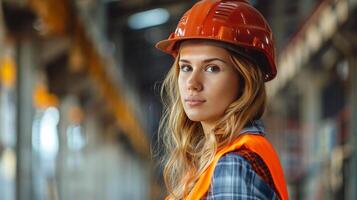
left=179, top=58, right=227, bottom=64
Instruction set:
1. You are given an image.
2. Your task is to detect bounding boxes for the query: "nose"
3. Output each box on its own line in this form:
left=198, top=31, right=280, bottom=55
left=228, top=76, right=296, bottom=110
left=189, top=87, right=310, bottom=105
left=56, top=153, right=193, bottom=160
left=187, top=70, right=203, bottom=92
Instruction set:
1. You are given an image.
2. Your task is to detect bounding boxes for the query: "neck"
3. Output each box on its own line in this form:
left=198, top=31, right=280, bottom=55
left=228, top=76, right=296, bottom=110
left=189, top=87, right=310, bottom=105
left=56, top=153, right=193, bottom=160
left=200, top=121, right=216, bottom=135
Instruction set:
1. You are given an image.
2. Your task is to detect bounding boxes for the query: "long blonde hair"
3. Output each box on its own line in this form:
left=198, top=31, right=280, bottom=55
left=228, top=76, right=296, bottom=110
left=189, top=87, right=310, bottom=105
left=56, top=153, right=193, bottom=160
left=159, top=50, right=267, bottom=199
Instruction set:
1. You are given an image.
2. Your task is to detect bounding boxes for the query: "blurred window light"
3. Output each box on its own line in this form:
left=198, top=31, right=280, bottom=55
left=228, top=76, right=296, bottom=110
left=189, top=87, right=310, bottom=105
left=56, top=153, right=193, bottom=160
left=320, top=6, right=337, bottom=40
left=0, top=148, right=16, bottom=180
left=39, top=107, right=59, bottom=158
left=66, top=125, right=86, bottom=151
left=32, top=107, right=60, bottom=159
left=128, top=8, right=170, bottom=30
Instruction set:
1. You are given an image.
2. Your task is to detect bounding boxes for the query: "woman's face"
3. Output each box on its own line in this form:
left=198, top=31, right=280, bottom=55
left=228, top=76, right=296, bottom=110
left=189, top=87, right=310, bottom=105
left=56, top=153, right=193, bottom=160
left=178, top=41, right=240, bottom=125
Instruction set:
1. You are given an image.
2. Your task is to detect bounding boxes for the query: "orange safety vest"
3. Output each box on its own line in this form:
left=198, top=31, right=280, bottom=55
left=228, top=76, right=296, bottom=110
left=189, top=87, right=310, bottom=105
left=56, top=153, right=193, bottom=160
left=167, top=133, right=289, bottom=200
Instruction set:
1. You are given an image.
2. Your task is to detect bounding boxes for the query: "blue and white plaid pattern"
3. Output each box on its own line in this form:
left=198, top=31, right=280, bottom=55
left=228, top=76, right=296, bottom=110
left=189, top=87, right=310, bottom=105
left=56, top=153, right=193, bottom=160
left=240, top=120, right=265, bottom=135
left=204, top=120, right=280, bottom=200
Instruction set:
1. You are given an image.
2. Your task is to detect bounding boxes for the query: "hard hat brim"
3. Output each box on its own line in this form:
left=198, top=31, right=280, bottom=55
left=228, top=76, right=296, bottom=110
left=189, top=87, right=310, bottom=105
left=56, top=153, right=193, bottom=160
left=155, top=37, right=276, bottom=81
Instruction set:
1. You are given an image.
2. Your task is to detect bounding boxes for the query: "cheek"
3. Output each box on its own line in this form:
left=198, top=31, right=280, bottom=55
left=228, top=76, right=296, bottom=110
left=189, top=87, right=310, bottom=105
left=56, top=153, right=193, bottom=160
left=210, top=75, right=239, bottom=103
left=178, top=76, right=186, bottom=99
left=226, top=77, right=240, bottom=101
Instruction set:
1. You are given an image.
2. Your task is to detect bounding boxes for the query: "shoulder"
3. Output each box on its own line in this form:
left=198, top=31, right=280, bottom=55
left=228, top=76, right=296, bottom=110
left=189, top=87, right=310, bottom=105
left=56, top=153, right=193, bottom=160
left=211, top=152, right=260, bottom=188
left=213, top=152, right=252, bottom=179
left=204, top=152, right=279, bottom=200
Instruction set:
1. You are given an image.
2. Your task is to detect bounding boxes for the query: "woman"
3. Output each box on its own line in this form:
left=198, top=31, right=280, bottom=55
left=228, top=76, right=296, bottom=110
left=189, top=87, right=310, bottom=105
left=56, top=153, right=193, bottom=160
left=156, top=0, right=289, bottom=199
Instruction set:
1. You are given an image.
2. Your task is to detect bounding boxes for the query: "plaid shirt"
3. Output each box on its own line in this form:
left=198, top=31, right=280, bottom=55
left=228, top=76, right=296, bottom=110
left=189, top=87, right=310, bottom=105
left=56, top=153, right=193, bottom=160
left=204, top=120, right=280, bottom=200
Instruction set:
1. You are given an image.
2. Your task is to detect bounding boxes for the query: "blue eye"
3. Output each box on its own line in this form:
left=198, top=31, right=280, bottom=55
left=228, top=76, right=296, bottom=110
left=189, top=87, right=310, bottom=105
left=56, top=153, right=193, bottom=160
left=206, top=65, right=220, bottom=73
left=180, top=65, right=192, bottom=72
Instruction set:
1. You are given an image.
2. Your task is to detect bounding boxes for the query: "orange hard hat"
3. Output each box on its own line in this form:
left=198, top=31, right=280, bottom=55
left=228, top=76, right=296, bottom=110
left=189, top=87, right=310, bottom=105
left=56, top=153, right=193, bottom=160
left=156, top=0, right=277, bottom=81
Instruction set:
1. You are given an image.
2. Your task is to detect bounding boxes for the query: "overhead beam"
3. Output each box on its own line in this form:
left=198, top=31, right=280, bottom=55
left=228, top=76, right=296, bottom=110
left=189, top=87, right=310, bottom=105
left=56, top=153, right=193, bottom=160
left=27, top=0, right=72, bottom=35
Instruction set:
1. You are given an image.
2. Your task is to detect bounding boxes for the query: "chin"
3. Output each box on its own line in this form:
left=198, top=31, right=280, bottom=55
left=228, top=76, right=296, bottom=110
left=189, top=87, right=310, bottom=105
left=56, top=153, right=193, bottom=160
left=185, top=112, right=212, bottom=122
left=184, top=112, right=202, bottom=121
left=186, top=114, right=201, bottom=122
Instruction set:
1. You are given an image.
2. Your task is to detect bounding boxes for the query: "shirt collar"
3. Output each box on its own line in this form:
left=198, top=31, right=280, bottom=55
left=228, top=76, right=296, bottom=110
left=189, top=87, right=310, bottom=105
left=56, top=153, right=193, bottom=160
left=240, top=119, right=265, bottom=135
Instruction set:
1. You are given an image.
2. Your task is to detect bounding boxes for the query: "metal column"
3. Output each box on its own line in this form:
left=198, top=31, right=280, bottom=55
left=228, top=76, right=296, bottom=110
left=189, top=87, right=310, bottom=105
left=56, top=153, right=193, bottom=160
left=16, top=39, right=38, bottom=200
left=347, top=56, right=357, bottom=200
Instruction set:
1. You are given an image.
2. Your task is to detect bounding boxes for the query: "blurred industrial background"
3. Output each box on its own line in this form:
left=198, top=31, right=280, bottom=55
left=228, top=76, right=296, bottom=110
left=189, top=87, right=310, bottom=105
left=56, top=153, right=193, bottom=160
left=0, top=0, right=356, bottom=199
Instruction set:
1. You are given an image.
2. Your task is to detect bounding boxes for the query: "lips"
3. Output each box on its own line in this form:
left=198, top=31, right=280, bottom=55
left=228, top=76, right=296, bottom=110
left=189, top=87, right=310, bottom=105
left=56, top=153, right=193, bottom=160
left=185, top=97, right=206, bottom=106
